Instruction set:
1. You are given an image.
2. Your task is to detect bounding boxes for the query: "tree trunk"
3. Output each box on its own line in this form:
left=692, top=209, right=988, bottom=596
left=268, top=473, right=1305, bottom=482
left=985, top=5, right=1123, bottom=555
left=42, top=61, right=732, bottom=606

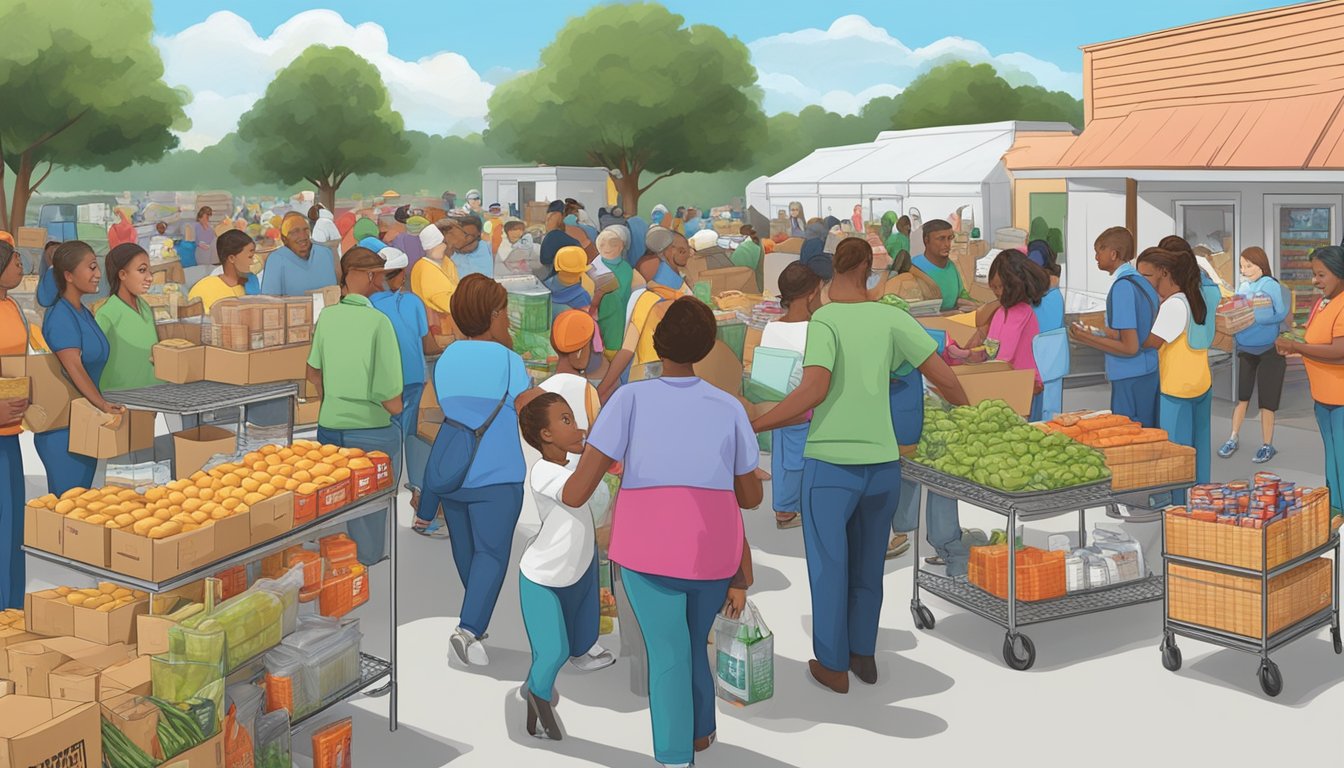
left=613, top=173, right=641, bottom=217
left=316, top=181, right=337, bottom=213
left=7, top=153, right=34, bottom=235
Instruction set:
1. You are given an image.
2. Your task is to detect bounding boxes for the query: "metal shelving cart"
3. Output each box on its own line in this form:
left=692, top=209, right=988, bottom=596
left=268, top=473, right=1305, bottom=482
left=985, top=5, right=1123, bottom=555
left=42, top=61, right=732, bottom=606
left=904, top=459, right=1183, bottom=670
left=24, top=489, right=400, bottom=732
left=1160, top=523, right=1342, bottom=697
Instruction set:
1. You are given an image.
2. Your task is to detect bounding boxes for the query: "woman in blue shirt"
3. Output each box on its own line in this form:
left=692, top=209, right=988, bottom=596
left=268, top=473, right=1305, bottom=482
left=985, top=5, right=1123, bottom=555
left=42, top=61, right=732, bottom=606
left=416, top=274, right=545, bottom=667
left=1220, top=247, right=1290, bottom=463
left=36, top=241, right=125, bottom=495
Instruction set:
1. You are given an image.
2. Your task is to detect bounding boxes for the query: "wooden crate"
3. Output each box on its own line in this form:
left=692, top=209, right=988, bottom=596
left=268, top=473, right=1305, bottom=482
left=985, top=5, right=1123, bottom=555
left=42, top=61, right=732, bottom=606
left=1165, top=488, right=1329, bottom=571
left=1168, top=558, right=1333, bottom=639
left=1109, top=446, right=1196, bottom=491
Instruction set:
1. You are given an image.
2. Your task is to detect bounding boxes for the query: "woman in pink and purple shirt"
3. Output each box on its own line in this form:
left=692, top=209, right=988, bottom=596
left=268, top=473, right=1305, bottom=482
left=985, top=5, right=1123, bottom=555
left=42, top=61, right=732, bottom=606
left=965, top=250, right=1048, bottom=413
left=563, top=296, right=762, bottom=768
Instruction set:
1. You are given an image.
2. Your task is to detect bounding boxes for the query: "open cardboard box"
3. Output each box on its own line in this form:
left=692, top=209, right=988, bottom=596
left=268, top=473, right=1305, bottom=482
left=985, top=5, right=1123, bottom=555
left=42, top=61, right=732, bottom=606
left=213, top=509, right=252, bottom=558
left=944, top=360, right=1036, bottom=417
left=23, top=503, right=64, bottom=555
left=918, top=314, right=979, bottom=348
left=204, top=343, right=310, bottom=385
left=0, top=696, right=101, bottom=768
left=0, top=352, right=79, bottom=433
left=172, top=424, right=237, bottom=478
left=0, top=625, right=38, bottom=679
left=295, top=397, right=321, bottom=425
left=109, top=525, right=216, bottom=583
left=6, top=637, right=132, bottom=698
left=152, top=342, right=206, bottom=384
left=100, top=691, right=160, bottom=760
left=99, top=656, right=152, bottom=699
left=61, top=516, right=111, bottom=568
left=67, top=398, right=156, bottom=459
left=162, top=732, right=223, bottom=768
left=250, top=491, right=295, bottom=544
left=73, top=597, right=149, bottom=646
left=23, top=591, right=74, bottom=638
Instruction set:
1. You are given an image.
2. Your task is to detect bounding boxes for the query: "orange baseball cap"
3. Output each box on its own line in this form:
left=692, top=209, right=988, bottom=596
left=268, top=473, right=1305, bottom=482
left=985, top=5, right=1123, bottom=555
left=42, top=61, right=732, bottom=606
left=551, top=309, right=596, bottom=354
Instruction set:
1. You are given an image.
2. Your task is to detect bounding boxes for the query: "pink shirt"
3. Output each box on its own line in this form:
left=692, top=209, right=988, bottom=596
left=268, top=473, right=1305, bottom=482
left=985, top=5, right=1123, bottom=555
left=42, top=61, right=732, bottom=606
left=608, top=487, right=744, bottom=580
left=988, top=303, right=1042, bottom=385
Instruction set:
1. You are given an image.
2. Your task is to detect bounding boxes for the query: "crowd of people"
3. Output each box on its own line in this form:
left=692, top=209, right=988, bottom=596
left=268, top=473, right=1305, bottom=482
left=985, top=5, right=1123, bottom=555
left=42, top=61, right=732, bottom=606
left=3, top=190, right=1344, bottom=767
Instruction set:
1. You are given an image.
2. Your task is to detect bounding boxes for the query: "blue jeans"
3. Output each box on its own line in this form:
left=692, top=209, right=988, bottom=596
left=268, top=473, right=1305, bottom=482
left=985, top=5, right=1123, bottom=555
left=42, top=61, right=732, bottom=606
left=33, top=428, right=97, bottom=496
left=316, top=424, right=402, bottom=566
left=1112, top=372, right=1161, bottom=429
left=1160, top=388, right=1212, bottom=505
left=801, top=458, right=901, bottom=672
left=1314, top=402, right=1344, bottom=516
left=518, top=557, right=600, bottom=701
left=620, top=568, right=729, bottom=766
left=1, top=436, right=24, bottom=609
left=770, top=423, right=808, bottom=513
left=394, top=383, right=429, bottom=494
left=422, top=482, right=524, bottom=637
left=1029, top=390, right=1044, bottom=423
left=892, top=483, right=968, bottom=576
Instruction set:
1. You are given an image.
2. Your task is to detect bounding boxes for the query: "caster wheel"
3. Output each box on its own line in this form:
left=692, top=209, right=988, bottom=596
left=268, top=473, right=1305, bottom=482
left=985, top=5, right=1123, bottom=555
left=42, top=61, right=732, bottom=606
left=917, top=605, right=936, bottom=630
left=1258, top=661, right=1282, bottom=698
left=1332, top=627, right=1342, bottom=655
left=1161, top=642, right=1182, bottom=672
left=1002, top=633, right=1036, bottom=671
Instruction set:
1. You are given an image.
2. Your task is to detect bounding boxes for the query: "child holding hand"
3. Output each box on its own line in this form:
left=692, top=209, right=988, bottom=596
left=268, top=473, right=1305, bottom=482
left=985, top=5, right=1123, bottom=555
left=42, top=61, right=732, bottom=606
left=516, top=393, right=613, bottom=742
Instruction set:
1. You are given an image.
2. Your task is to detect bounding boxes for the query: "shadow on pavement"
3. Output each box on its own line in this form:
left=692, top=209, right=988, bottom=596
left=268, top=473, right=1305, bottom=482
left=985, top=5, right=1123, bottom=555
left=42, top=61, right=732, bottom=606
left=289, top=703, right=470, bottom=766
left=1181, top=635, right=1344, bottom=706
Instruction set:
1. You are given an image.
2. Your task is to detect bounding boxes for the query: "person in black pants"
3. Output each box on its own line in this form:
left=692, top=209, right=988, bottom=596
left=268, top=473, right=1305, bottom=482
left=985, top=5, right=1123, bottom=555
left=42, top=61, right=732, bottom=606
left=1220, top=247, right=1290, bottom=464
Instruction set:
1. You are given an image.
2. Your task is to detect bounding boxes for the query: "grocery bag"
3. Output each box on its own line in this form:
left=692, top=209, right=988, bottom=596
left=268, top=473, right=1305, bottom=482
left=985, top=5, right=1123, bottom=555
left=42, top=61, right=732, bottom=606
left=713, top=600, right=774, bottom=705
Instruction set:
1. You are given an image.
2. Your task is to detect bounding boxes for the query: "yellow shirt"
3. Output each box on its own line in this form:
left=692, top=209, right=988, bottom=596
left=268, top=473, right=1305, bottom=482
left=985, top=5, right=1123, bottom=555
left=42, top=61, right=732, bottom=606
left=629, top=284, right=686, bottom=364
left=1304, top=296, right=1344, bottom=406
left=1153, top=294, right=1211, bottom=399
left=187, top=275, right=245, bottom=312
left=410, top=257, right=459, bottom=315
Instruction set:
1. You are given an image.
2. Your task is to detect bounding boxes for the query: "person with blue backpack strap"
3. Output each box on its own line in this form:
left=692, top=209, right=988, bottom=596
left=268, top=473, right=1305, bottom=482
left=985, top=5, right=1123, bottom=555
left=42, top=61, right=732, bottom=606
left=1069, top=227, right=1162, bottom=428
left=1219, top=246, right=1291, bottom=464
left=1136, top=244, right=1215, bottom=504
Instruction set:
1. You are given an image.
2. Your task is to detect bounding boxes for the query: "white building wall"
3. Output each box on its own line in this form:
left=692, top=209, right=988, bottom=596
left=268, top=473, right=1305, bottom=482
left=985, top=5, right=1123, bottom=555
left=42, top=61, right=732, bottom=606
left=1064, top=179, right=1129, bottom=310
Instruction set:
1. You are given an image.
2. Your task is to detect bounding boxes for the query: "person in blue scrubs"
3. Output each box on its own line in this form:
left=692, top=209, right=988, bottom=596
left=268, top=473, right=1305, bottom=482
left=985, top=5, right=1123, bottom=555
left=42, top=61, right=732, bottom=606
left=36, top=241, right=125, bottom=495
left=1069, top=227, right=1161, bottom=428
left=1026, top=240, right=1066, bottom=421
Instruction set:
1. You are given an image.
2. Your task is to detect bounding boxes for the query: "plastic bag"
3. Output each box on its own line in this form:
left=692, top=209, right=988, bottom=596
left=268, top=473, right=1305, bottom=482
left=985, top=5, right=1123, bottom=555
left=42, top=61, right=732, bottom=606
left=253, top=563, right=304, bottom=636
left=225, top=683, right=264, bottom=768
left=1091, top=524, right=1147, bottom=582
left=255, top=710, right=291, bottom=768
left=713, top=600, right=774, bottom=705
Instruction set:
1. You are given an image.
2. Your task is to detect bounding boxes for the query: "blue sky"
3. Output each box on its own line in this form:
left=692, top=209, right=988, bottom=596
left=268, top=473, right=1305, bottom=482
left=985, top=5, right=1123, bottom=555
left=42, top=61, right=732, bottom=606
left=152, top=0, right=1286, bottom=74
left=149, top=0, right=1295, bottom=150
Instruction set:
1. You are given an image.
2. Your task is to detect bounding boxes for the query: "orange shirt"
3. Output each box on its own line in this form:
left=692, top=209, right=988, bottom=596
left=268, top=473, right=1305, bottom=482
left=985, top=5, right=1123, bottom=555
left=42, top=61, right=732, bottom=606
left=1304, top=296, right=1344, bottom=405
left=0, top=299, right=36, bottom=436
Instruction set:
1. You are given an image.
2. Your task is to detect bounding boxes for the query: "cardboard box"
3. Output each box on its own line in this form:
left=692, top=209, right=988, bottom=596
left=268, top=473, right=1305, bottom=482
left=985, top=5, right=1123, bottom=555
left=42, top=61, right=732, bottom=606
left=285, top=298, right=313, bottom=328
left=22, top=591, right=73, bottom=638
left=0, top=679, right=12, bottom=698
left=0, top=626, right=38, bottom=678
left=23, top=503, right=64, bottom=554
left=316, top=479, right=351, bottom=517
left=99, top=691, right=159, bottom=758
left=295, top=397, right=320, bottom=425
left=212, top=510, right=251, bottom=558
left=73, top=598, right=148, bottom=646
left=157, top=319, right=204, bottom=346
left=152, top=342, right=206, bottom=384
left=68, top=398, right=155, bottom=459
left=308, top=285, right=342, bottom=323
left=946, top=361, right=1036, bottom=417
left=7, top=637, right=130, bottom=698
left=98, top=656, right=151, bottom=699
left=417, top=381, right=442, bottom=443
left=204, top=344, right=310, bottom=386
left=286, top=325, right=312, bottom=344
left=0, top=353, right=79, bottom=433
left=177, top=299, right=205, bottom=320
left=61, top=516, right=110, bottom=567
left=172, top=425, right=237, bottom=478
left=134, top=614, right=176, bottom=657
left=249, top=492, right=294, bottom=544
left=17, top=226, right=47, bottom=248
left=162, top=732, right=223, bottom=768
left=0, top=696, right=101, bottom=768
left=693, top=340, right=743, bottom=397
left=918, top=314, right=979, bottom=348
left=109, top=526, right=216, bottom=583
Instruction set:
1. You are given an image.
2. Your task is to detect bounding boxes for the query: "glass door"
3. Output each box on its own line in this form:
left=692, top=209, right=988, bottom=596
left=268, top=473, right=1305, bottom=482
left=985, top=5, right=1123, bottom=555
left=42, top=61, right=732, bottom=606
left=1176, top=202, right=1237, bottom=294
left=1267, top=199, right=1338, bottom=332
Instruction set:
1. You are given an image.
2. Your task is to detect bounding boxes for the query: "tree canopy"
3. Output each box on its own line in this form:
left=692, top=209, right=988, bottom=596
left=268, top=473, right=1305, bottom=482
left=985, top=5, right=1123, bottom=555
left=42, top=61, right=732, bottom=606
left=235, top=45, right=412, bottom=210
left=892, top=62, right=1083, bottom=131
left=485, top=2, right=766, bottom=214
left=0, top=0, right=188, bottom=230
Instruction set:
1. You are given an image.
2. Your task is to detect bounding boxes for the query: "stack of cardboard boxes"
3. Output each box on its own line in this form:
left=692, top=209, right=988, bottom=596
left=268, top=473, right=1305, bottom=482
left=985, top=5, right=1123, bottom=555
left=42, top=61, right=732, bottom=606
left=153, top=293, right=322, bottom=387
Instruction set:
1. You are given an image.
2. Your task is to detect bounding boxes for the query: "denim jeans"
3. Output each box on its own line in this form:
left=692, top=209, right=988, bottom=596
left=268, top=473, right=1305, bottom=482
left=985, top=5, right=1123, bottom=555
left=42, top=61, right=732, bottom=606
left=801, top=458, right=901, bottom=672
left=770, top=422, right=808, bottom=513
left=422, top=482, right=524, bottom=637
left=1112, top=372, right=1161, bottom=429
left=1160, top=388, right=1212, bottom=505
left=1, top=436, right=24, bottom=609
left=518, top=556, right=600, bottom=701
left=316, top=423, right=402, bottom=566
left=394, top=383, right=429, bottom=494
left=1314, top=402, right=1344, bottom=516
left=620, top=568, right=729, bottom=766
left=892, top=483, right=968, bottom=576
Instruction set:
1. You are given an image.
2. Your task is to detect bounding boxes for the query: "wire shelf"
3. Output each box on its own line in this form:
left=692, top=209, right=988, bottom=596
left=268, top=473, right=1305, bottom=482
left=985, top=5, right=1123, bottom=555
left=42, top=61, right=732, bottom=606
left=917, top=571, right=1164, bottom=628
left=901, top=459, right=1114, bottom=520
left=290, top=653, right=393, bottom=732
left=110, top=380, right=297, bottom=415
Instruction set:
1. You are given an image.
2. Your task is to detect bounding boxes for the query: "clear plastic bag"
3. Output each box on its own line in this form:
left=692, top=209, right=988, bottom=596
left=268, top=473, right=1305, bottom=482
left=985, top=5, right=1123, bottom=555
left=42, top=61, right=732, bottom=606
left=1091, top=524, right=1147, bottom=583
left=253, top=563, right=304, bottom=637
left=712, top=600, right=774, bottom=705
left=254, top=710, right=292, bottom=768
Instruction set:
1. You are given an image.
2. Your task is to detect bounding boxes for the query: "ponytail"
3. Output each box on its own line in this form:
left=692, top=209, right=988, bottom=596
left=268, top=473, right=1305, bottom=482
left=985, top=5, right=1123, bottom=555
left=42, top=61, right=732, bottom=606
left=43, top=241, right=96, bottom=307
left=1137, top=246, right=1207, bottom=325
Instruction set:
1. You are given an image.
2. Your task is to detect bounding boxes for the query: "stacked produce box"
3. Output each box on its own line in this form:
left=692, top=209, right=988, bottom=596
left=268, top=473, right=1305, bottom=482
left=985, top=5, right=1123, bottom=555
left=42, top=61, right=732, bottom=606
left=1039, top=411, right=1195, bottom=491
left=204, top=297, right=314, bottom=351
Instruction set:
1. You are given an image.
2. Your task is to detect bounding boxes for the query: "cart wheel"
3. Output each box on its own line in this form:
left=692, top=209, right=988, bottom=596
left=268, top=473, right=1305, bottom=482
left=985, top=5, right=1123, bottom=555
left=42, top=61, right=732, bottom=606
left=909, top=604, right=935, bottom=630
left=1002, top=633, right=1036, bottom=671
left=1161, top=642, right=1182, bottom=672
left=1331, top=627, right=1341, bottom=655
left=1258, top=661, right=1282, bottom=698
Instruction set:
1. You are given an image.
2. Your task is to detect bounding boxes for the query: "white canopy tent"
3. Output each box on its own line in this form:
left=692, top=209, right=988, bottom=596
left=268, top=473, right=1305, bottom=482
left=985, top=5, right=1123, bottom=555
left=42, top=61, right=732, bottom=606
left=756, top=121, right=1075, bottom=234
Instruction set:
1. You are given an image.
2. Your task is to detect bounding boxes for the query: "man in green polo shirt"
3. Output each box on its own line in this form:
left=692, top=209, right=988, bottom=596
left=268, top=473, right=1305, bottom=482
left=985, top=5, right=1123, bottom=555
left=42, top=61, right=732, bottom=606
left=912, top=219, right=974, bottom=312
left=307, top=246, right=404, bottom=565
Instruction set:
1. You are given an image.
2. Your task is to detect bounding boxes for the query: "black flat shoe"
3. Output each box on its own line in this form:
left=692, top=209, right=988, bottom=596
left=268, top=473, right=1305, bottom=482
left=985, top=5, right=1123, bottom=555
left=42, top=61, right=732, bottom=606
left=525, top=688, right=563, bottom=741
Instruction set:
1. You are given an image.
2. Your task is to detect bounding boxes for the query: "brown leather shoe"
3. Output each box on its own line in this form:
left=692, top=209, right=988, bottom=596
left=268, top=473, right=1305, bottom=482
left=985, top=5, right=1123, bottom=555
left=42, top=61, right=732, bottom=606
left=694, top=732, right=716, bottom=752
left=808, top=659, right=849, bottom=694
left=850, top=654, right=877, bottom=685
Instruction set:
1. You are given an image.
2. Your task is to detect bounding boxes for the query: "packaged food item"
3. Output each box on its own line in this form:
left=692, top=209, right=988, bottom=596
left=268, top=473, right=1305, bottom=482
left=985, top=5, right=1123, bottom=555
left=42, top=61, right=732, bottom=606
left=318, top=570, right=354, bottom=618
left=320, top=533, right=359, bottom=573
left=255, top=710, right=292, bottom=768
left=285, top=546, right=323, bottom=601
left=350, top=564, right=369, bottom=610
left=312, top=716, right=353, bottom=768
left=225, top=682, right=264, bottom=768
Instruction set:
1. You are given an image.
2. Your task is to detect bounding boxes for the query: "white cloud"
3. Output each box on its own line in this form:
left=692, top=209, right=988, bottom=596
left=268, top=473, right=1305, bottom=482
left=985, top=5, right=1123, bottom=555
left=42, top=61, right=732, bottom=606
left=748, top=15, right=1082, bottom=117
left=154, top=10, right=493, bottom=150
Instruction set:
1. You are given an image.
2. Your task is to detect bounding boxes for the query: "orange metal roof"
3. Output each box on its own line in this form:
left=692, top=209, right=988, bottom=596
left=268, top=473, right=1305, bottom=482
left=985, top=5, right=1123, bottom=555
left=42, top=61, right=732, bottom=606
left=1003, top=132, right=1079, bottom=170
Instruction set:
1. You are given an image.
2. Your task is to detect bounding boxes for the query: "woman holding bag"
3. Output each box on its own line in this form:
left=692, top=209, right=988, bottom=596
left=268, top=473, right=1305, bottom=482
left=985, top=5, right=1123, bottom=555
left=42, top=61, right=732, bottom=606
left=416, top=273, right=546, bottom=667
left=0, top=241, right=38, bottom=608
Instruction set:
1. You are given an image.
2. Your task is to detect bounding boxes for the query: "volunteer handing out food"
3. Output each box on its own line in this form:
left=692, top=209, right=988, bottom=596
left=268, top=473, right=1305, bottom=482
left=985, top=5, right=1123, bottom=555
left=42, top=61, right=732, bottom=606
left=35, top=241, right=124, bottom=496
left=751, top=237, right=969, bottom=695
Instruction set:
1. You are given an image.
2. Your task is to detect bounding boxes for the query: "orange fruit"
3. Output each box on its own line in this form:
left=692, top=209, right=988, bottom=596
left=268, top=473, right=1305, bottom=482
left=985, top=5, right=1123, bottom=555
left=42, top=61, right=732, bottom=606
left=278, top=448, right=295, bottom=460
left=243, top=492, right=266, bottom=506
left=260, top=444, right=279, bottom=455
left=272, top=464, right=294, bottom=477
left=182, top=498, right=204, bottom=513
left=243, top=452, right=263, bottom=465
left=257, top=483, right=277, bottom=497
left=292, top=470, right=313, bottom=483
left=220, top=474, right=241, bottom=488
left=331, top=468, right=351, bottom=482
left=295, top=459, right=316, bottom=471
left=296, top=482, right=319, bottom=496
left=221, top=497, right=241, bottom=511
left=183, top=486, right=201, bottom=500
left=241, top=477, right=261, bottom=493
left=283, top=478, right=300, bottom=491
left=194, top=475, right=213, bottom=489
left=312, top=463, right=335, bottom=477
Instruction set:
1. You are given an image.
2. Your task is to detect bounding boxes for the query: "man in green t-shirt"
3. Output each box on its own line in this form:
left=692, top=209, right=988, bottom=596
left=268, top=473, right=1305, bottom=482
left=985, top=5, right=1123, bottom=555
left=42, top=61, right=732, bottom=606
left=751, top=236, right=969, bottom=695
left=912, top=219, right=975, bottom=313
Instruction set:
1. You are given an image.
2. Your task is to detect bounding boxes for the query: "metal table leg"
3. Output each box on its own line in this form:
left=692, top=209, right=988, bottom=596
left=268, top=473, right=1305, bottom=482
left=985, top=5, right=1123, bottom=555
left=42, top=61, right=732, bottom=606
left=362, top=497, right=398, bottom=730
left=910, top=486, right=934, bottom=630
left=1002, top=507, right=1036, bottom=670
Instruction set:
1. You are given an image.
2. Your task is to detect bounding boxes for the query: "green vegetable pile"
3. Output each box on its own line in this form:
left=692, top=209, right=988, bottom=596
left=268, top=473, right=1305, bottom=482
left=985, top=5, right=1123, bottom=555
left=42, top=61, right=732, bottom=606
left=149, top=696, right=209, bottom=759
left=258, top=742, right=291, bottom=768
left=102, top=717, right=158, bottom=768
left=914, top=400, right=1110, bottom=492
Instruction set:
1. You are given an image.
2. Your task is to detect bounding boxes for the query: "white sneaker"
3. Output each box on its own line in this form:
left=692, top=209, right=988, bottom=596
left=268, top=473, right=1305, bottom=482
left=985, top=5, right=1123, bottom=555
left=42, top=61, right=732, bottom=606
left=450, top=628, right=490, bottom=666
left=568, top=643, right=616, bottom=672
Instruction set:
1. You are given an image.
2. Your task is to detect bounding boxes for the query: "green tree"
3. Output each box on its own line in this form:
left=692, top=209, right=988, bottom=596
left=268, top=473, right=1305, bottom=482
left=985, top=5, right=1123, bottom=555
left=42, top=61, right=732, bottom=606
left=484, top=2, right=766, bottom=214
left=236, top=45, right=411, bottom=210
left=893, top=62, right=1083, bottom=131
left=0, top=0, right=188, bottom=230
